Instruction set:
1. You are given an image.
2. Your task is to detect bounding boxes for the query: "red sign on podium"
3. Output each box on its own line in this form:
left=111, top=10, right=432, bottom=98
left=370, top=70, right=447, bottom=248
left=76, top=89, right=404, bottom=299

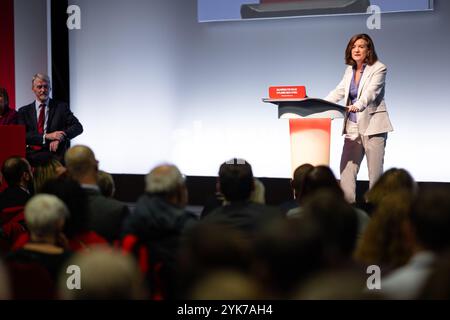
left=269, top=86, right=306, bottom=99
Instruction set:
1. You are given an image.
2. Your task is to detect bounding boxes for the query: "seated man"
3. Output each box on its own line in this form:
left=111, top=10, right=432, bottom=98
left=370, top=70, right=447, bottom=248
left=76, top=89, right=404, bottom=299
left=17, top=73, right=83, bottom=162
left=203, top=159, right=282, bottom=237
left=122, top=163, right=198, bottom=299
left=122, top=163, right=198, bottom=243
left=64, top=145, right=129, bottom=242
left=0, top=156, right=33, bottom=211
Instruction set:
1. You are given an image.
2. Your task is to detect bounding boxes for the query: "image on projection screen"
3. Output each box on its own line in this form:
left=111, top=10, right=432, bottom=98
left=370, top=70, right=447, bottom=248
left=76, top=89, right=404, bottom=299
left=198, top=0, right=433, bottom=22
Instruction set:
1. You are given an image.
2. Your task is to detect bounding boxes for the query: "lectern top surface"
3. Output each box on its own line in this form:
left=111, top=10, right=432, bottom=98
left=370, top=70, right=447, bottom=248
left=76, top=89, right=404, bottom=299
left=263, top=97, right=345, bottom=109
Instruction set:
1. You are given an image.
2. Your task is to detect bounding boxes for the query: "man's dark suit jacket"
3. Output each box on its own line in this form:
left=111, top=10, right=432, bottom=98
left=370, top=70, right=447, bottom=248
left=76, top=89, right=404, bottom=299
left=17, top=99, right=83, bottom=157
left=83, top=188, right=130, bottom=243
left=0, top=186, right=31, bottom=211
left=203, top=201, right=283, bottom=237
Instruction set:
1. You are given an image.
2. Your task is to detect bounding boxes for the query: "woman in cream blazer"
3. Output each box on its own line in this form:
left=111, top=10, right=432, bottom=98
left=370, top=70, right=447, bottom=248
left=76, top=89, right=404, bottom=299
left=325, top=33, right=393, bottom=203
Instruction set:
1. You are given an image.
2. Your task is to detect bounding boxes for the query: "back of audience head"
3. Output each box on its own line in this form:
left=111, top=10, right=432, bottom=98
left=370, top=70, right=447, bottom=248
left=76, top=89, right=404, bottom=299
left=97, top=170, right=116, bottom=198
left=410, top=185, right=450, bottom=253
left=291, top=163, right=314, bottom=202
left=188, top=270, right=265, bottom=300
left=354, top=190, right=414, bottom=269
left=365, top=168, right=417, bottom=206
left=64, top=145, right=98, bottom=182
left=32, top=154, right=64, bottom=194
left=40, top=178, right=89, bottom=238
left=301, top=165, right=343, bottom=201
left=301, top=189, right=358, bottom=264
left=218, top=158, right=254, bottom=203
left=178, top=223, right=252, bottom=295
left=180, top=223, right=252, bottom=273
left=253, top=218, right=324, bottom=297
left=25, top=194, right=69, bottom=242
left=1, top=156, right=32, bottom=188
left=58, top=248, right=146, bottom=300
left=145, top=163, right=187, bottom=208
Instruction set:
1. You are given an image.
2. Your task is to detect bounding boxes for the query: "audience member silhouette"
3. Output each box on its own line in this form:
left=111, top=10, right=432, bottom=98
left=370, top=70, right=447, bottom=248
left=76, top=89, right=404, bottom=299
left=279, top=163, right=314, bottom=214
left=188, top=270, right=265, bottom=300
left=418, top=250, right=450, bottom=299
left=97, top=170, right=116, bottom=198
left=287, top=166, right=370, bottom=236
left=363, top=168, right=417, bottom=215
left=354, top=190, right=414, bottom=271
left=300, top=190, right=359, bottom=268
left=65, top=145, right=129, bottom=242
left=177, top=223, right=253, bottom=298
left=203, top=159, right=282, bottom=237
left=122, top=163, right=198, bottom=299
left=252, top=217, right=324, bottom=298
left=5, top=194, right=73, bottom=299
left=58, top=248, right=147, bottom=300
left=40, top=178, right=108, bottom=251
left=32, top=154, right=65, bottom=194
left=0, top=157, right=33, bottom=211
left=382, top=185, right=450, bottom=299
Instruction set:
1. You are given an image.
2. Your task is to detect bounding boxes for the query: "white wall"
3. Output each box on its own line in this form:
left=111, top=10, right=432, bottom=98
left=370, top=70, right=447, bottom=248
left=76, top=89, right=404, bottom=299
left=68, top=0, right=450, bottom=182
left=14, top=0, right=49, bottom=108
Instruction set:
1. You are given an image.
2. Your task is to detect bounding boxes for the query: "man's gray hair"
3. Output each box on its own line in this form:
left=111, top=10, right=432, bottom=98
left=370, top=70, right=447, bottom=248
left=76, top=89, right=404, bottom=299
left=32, top=73, right=51, bottom=86
left=25, top=194, right=69, bottom=237
left=145, top=164, right=185, bottom=194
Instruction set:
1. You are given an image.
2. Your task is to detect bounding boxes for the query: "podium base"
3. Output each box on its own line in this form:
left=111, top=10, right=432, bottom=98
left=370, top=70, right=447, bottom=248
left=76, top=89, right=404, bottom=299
left=289, top=118, right=331, bottom=174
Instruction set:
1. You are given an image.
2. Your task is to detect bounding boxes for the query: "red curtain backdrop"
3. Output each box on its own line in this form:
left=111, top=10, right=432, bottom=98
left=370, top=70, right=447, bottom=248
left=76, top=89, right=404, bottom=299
left=0, top=0, right=16, bottom=109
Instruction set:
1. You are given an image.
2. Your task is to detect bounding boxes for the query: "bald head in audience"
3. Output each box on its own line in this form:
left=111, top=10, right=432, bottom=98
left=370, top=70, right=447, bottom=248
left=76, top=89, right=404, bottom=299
left=64, top=145, right=130, bottom=242
left=64, top=145, right=98, bottom=184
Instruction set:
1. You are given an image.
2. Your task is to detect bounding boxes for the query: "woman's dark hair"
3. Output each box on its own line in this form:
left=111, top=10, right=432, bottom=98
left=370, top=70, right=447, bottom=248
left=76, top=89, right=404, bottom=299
left=301, top=166, right=343, bottom=201
left=291, top=163, right=314, bottom=202
left=345, top=33, right=378, bottom=66
left=218, top=159, right=254, bottom=202
left=365, top=168, right=417, bottom=206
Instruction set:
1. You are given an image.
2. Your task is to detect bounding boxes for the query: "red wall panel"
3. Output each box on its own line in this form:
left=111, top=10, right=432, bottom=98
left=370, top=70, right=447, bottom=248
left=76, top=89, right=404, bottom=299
left=0, top=0, right=16, bottom=109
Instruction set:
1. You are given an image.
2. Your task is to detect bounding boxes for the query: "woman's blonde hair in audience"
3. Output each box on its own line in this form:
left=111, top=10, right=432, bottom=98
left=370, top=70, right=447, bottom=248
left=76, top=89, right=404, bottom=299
left=33, top=158, right=64, bottom=193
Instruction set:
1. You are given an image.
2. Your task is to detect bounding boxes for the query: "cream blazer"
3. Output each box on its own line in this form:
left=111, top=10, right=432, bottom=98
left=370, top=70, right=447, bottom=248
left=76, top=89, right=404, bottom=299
left=325, top=60, right=394, bottom=136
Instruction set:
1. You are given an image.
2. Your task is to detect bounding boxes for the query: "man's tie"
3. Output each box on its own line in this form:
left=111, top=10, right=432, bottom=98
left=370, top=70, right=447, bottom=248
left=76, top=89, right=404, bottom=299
left=37, top=104, right=45, bottom=134
left=31, top=104, right=46, bottom=151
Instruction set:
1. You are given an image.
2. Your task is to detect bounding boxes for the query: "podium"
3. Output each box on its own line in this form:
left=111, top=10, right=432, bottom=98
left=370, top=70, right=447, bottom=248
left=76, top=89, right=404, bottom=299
left=263, top=89, right=345, bottom=174
left=0, top=125, right=26, bottom=191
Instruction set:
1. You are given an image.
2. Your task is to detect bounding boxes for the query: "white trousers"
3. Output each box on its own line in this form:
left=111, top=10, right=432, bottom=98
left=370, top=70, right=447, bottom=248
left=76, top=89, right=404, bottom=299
left=340, top=120, right=387, bottom=203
